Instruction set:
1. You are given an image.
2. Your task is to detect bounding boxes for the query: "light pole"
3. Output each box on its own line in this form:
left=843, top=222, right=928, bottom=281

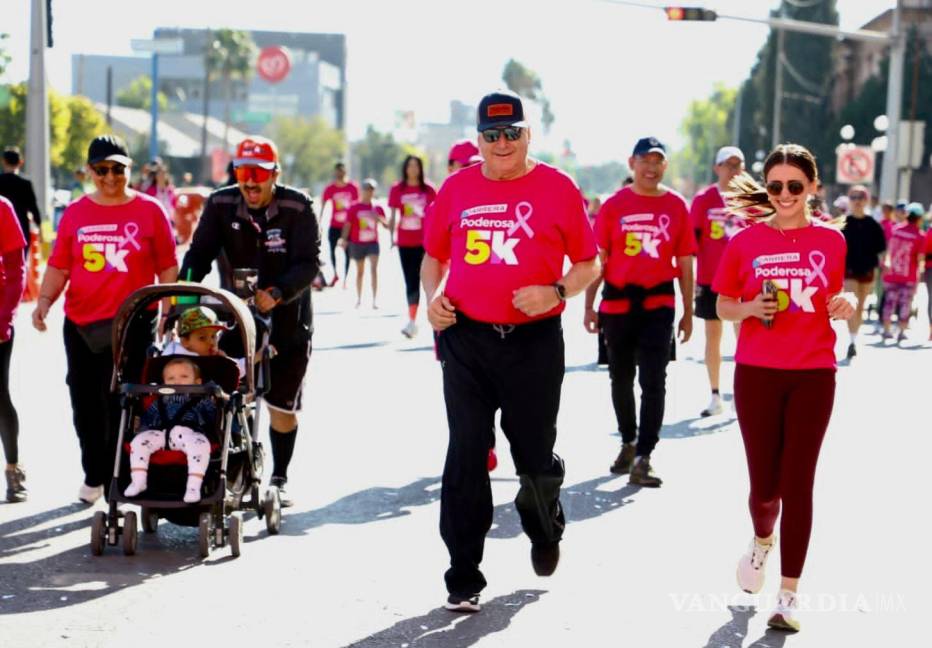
left=130, top=38, right=184, bottom=163
left=25, top=0, right=50, bottom=220
left=879, top=0, right=905, bottom=203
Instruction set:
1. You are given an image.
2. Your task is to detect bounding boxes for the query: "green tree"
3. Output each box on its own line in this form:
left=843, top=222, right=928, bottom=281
left=60, top=96, right=109, bottom=173
left=575, top=161, right=629, bottom=196
left=351, top=126, right=407, bottom=189
left=206, top=29, right=257, bottom=152
left=116, top=75, right=169, bottom=112
left=0, top=33, right=10, bottom=79
left=502, top=59, right=555, bottom=132
left=267, top=116, right=346, bottom=190
left=670, top=84, right=738, bottom=189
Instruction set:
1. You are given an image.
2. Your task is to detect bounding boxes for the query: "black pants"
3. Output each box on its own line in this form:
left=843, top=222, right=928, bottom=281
left=0, top=331, right=19, bottom=465
left=602, top=307, right=674, bottom=457
left=328, top=227, right=349, bottom=280
left=63, top=316, right=153, bottom=488
left=437, top=315, right=566, bottom=596
left=398, top=245, right=425, bottom=307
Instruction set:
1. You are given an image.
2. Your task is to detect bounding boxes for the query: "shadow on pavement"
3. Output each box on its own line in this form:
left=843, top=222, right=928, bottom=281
left=344, top=589, right=547, bottom=647
left=274, top=476, right=442, bottom=537
left=397, top=346, right=435, bottom=353
left=700, top=605, right=788, bottom=648
left=315, top=341, right=391, bottom=352
left=489, top=475, right=640, bottom=539
left=0, top=503, right=89, bottom=559
left=660, top=413, right=737, bottom=440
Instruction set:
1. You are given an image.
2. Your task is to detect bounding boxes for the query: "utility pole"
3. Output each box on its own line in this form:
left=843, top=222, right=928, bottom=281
left=879, top=0, right=905, bottom=203
left=772, top=18, right=786, bottom=149
left=25, top=0, right=50, bottom=220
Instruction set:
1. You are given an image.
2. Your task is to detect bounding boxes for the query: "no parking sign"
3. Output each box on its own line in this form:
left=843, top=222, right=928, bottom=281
left=836, top=146, right=875, bottom=185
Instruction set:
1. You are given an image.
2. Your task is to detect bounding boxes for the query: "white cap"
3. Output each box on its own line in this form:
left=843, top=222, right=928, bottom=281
left=715, top=146, right=745, bottom=165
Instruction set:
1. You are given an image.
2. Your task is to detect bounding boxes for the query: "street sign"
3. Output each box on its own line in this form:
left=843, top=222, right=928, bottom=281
left=836, top=146, right=875, bottom=185
left=257, top=46, right=292, bottom=84
left=130, top=38, right=184, bottom=55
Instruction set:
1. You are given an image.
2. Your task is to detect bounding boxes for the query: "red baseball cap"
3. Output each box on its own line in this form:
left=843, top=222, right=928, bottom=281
left=448, top=139, right=481, bottom=167
left=233, top=136, right=279, bottom=170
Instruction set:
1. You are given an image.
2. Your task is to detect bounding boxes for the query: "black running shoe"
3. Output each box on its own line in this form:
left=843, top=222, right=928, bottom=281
left=846, top=343, right=857, bottom=360
left=531, top=541, right=560, bottom=576
left=444, top=593, right=480, bottom=613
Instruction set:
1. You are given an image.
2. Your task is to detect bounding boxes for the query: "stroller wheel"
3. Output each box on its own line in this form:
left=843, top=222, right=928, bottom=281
left=197, top=512, right=211, bottom=558
left=90, top=511, right=107, bottom=556
left=141, top=507, right=158, bottom=534
left=122, top=511, right=138, bottom=556
left=263, top=488, right=281, bottom=535
left=229, top=512, right=243, bottom=557
left=251, top=485, right=263, bottom=518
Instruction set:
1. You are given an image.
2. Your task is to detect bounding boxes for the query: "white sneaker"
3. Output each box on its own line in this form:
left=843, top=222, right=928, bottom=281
left=401, top=321, right=418, bottom=338
left=700, top=394, right=724, bottom=417
left=736, top=536, right=774, bottom=594
left=78, top=483, right=104, bottom=505
left=767, top=589, right=801, bottom=632
left=444, top=593, right=480, bottom=613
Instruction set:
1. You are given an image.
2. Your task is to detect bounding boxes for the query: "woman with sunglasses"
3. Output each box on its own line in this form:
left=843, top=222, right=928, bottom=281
left=713, top=143, right=855, bottom=633
left=32, top=135, right=179, bottom=504
left=388, top=155, right=436, bottom=338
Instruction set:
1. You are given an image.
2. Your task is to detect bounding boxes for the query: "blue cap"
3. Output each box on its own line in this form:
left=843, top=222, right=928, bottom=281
left=632, top=137, right=666, bottom=158
left=895, top=200, right=909, bottom=210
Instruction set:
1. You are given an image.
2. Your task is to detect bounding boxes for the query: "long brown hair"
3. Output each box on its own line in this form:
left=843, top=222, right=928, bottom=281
left=726, top=143, right=819, bottom=220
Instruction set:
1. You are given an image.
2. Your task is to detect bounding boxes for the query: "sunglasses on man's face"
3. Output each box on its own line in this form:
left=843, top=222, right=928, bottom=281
left=765, top=180, right=806, bottom=196
left=91, top=163, right=126, bottom=177
left=480, top=127, right=524, bottom=144
left=848, top=192, right=868, bottom=201
left=235, top=166, right=275, bottom=183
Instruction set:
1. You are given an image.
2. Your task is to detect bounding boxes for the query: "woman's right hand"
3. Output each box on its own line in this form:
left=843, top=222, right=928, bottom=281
left=584, top=308, right=600, bottom=334
left=32, top=298, right=50, bottom=332
left=744, top=291, right=778, bottom=322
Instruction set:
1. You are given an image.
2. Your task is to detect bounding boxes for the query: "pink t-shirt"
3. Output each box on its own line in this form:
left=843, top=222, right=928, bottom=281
left=346, top=202, right=385, bottom=244
left=712, top=221, right=846, bottom=370
left=882, top=219, right=896, bottom=241
left=388, top=182, right=437, bottom=248
left=690, top=184, right=739, bottom=286
left=883, top=222, right=924, bottom=285
left=925, top=227, right=932, bottom=260
left=595, top=186, right=697, bottom=311
left=0, top=196, right=25, bottom=255
left=49, top=194, right=177, bottom=325
left=322, top=182, right=359, bottom=229
left=424, top=162, right=597, bottom=325
left=0, top=196, right=26, bottom=338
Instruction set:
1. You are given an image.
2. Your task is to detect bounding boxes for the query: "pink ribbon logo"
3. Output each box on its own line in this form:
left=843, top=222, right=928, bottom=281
left=805, top=250, right=828, bottom=287
left=656, top=214, right=671, bottom=242
left=508, top=202, right=535, bottom=239
left=120, top=222, right=142, bottom=251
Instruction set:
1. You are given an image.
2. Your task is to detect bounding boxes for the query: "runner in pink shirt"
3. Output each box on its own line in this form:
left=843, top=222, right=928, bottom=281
left=881, top=203, right=926, bottom=342
left=388, top=156, right=436, bottom=338
left=422, top=90, right=598, bottom=612
left=925, top=217, right=932, bottom=341
left=714, top=144, right=855, bottom=633
left=0, top=195, right=26, bottom=502
left=321, top=162, right=359, bottom=287
left=340, top=179, right=387, bottom=309
left=690, top=145, right=745, bottom=417
left=585, top=136, right=696, bottom=487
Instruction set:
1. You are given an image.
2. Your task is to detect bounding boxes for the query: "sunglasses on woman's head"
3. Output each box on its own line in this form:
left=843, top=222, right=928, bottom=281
left=90, top=163, right=126, bottom=177
left=480, top=126, right=524, bottom=143
left=765, top=180, right=806, bottom=196
left=235, top=165, right=275, bottom=183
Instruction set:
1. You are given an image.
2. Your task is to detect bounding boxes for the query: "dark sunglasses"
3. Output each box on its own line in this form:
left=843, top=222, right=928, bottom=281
left=91, top=163, right=126, bottom=177
left=765, top=180, right=806, bottom=196
left=480, top=126, right=524, bottom=143
left=235, top=166, right=275, bottom=183
left=848, top=192, right=868, bottom=201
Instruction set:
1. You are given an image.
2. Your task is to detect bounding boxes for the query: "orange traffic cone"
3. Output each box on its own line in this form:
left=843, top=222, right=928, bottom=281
left=21, top=227, right=40, bottom=303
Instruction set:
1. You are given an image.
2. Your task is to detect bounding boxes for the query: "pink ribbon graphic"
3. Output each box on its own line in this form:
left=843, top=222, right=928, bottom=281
left=121, top=222, right=142, bottom=251
left=657, top=214, right=671, bottom=242
left=508, top=202, right=535, bottom=239
left=805, top=250, right=828, bottom=287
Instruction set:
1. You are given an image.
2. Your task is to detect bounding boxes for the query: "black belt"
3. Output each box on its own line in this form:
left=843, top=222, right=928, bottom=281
left=454, top=312, right=561, bottom=340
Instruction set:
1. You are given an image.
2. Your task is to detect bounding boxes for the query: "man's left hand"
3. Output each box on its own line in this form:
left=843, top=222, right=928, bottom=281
left=677, top=312, right=693, bottom=343
left=512, top=285, right=561, bottom=318
left=256, top=288, right=281, bottom=313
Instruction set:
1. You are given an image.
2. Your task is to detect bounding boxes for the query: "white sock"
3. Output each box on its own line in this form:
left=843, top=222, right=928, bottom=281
left=124, top=472, right=147, bottom=497
left=850, top=332, right=858, bottom=344
left=183, top=476, right=203, bottom=503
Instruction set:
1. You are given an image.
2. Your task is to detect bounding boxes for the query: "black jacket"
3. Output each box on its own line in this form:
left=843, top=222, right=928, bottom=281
left=843, top=215, right=886, bottom=275
left=180, top=184, right=320, bottom=347
left=0, top=172, right=42, bottom=238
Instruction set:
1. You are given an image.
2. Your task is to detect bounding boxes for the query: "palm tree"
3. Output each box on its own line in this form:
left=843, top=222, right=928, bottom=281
left=203, top=29, right=256, bottom=156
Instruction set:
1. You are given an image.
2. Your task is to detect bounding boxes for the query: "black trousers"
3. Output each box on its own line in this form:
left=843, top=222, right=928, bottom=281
left=601, top=307, right=674, bottom=458
left=63, top=316, right=153, bottom=488
left=0, top=331, right=19, bottom=465
left=398, top=245, right=425, bottom=307
left=437, top=315, right=566, bottom=596
left=328, top=227, right=349, bottom=280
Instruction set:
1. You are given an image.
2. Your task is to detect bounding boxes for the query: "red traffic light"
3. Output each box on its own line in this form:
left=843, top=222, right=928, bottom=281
left=664, top=6, right=717, bottom=21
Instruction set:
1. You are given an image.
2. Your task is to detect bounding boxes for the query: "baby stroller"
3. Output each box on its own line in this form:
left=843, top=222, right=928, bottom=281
left=90, top=281, right=282, bottom=558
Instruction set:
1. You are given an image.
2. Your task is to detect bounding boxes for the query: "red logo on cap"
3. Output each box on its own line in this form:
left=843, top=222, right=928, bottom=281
left=487, top=103, right=514, bottom=118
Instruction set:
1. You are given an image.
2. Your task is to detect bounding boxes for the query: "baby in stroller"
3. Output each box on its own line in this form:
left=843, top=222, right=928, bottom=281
left=124, top=357, right=215, bottom=503
left=162, top=306, right=247, bottom=378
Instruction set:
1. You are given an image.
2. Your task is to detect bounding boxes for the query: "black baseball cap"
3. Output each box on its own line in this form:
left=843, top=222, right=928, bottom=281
left=632, top=136, right=666, bottom=159
left=477, top=90, right=528, bottom=132
left=87, top=134, right=132, bottom=166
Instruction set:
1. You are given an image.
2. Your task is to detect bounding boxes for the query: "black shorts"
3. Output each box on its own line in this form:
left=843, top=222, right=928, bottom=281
left=695, top=284, right=719, bottom=320
left=845, top=269, right=875, bottom=284
left=348, top=242, right=379, bottom=260
left=265, top=336, right=311, bottom=414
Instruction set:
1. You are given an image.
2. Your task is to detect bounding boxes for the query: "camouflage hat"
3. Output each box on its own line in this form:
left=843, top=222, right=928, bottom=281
left=178, top=306, right=226, bottom=337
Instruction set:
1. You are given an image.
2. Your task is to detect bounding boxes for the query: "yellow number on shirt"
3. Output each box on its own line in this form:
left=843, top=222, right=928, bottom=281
left=83, top=243, right=105, bottom=272
left=710, top=221, right=725, bottom=240
left=465, top=229, right=491, bottom=265
left=624, top=232, right=642, bottom=257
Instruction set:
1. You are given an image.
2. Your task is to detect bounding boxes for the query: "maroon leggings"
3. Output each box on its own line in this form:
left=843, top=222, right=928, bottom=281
left=733, top=364, right=836, bottom=579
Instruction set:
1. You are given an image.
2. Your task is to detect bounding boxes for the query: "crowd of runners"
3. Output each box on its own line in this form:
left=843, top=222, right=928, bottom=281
left=1, top=88, right=931, bottom=635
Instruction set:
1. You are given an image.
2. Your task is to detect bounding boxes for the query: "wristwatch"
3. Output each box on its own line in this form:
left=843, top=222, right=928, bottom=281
left=266, top=287, right=283, bottom=302
left=552, top=282, right=566, bottom=302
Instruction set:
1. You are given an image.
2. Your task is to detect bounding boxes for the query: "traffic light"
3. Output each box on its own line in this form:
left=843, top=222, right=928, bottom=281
left=664, top=6, right=717, bottom=21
